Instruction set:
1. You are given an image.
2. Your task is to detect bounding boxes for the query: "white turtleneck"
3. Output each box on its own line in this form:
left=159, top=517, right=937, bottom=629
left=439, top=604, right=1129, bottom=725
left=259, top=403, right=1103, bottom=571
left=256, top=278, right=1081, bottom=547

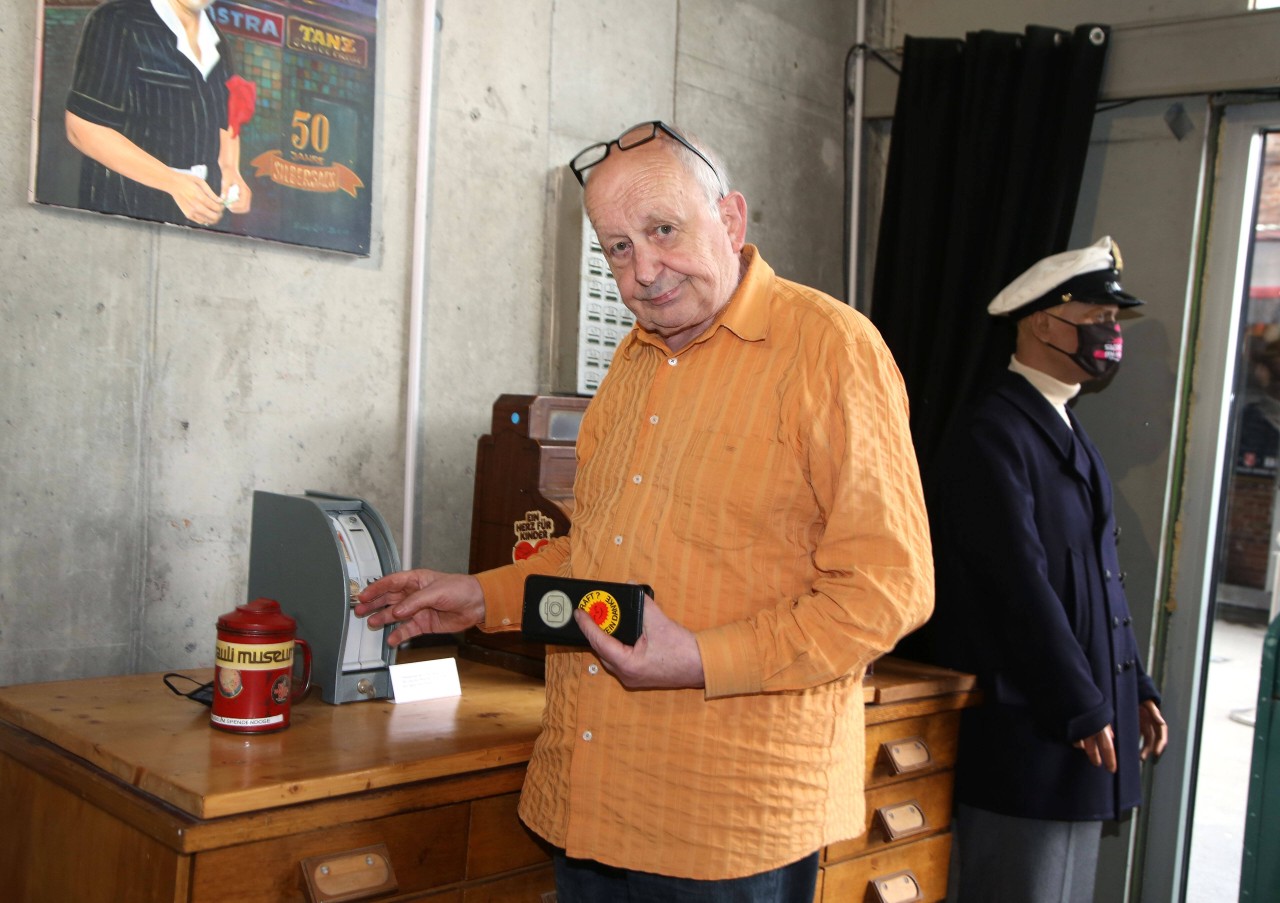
left=1009, top=355, right=1080, bottom=427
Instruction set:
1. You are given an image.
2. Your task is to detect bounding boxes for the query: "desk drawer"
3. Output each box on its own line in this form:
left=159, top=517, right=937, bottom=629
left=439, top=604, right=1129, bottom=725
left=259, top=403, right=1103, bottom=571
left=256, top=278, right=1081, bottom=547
left=190, top=792, right=549, bottom=902
left=865, top=710, right=961, bottom=787
left=819, top=831, right=951, bottom=903
left=824, top=770, right=953, bottom=864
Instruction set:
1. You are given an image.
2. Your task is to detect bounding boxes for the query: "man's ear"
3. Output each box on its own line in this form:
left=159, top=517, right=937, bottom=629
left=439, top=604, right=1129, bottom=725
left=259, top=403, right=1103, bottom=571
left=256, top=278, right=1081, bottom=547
left=1025, top=310, right=1053, bottom=340
left=718, top=191, right=748, bottom=252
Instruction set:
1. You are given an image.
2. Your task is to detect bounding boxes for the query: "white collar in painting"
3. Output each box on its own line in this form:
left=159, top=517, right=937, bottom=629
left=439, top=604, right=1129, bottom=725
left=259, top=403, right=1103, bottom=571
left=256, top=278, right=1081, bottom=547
left=150, top=0, right=221, bottom=79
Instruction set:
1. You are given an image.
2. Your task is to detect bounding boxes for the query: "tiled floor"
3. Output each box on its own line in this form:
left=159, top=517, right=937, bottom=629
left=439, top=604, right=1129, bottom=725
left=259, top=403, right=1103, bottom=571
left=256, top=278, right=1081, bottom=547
left=1184, top=616, right=1270, bottom=902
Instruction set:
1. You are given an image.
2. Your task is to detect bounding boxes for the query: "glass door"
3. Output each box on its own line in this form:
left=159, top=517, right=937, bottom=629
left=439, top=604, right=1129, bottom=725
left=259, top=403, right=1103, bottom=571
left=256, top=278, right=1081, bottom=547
left=1184, top=129, right=1280, bottom=903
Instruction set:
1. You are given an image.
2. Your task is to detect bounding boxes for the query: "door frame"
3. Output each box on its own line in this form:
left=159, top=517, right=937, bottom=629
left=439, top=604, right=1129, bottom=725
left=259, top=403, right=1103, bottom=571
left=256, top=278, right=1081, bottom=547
left=1138, top=100, right=1280, bottom=903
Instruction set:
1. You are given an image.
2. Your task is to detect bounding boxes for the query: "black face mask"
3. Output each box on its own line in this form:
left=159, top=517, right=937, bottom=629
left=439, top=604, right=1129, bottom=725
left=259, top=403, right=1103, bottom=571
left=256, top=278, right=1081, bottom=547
left=1046, top=314, right=1122, bottom=379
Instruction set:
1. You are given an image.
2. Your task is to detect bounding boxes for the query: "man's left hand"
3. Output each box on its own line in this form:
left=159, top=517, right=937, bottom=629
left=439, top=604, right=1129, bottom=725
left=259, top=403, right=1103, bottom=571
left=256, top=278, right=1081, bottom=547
left=1139, top=698, right=1168, bottom=761
left=574, top=596, right=704, bottom=690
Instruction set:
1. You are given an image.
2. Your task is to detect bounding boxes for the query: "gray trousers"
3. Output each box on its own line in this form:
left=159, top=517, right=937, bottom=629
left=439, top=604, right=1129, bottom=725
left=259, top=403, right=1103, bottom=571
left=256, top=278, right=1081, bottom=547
left=946, top=803, right=1103, bottom=903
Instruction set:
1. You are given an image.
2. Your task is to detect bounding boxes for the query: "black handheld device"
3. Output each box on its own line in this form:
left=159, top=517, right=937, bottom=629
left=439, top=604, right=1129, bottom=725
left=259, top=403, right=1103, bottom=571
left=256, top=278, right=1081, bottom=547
left=521, top=575, right=649, bottom=646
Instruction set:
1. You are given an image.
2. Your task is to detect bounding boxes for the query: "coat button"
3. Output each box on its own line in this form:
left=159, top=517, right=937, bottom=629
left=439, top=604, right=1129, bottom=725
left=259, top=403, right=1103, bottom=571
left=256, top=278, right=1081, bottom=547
left=1105, top=569, right=1112, bottom=581
left=1113, top=616, right=1121, bottom=628
left=1116, top=663, right=1125, bottom=674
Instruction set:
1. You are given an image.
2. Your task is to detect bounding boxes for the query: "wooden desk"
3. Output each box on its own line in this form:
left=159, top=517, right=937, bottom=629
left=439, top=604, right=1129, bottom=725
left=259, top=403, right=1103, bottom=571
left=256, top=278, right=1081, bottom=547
left=0, top=657, right=552, bottom=902
left=0, top=655, right=974, bottom=902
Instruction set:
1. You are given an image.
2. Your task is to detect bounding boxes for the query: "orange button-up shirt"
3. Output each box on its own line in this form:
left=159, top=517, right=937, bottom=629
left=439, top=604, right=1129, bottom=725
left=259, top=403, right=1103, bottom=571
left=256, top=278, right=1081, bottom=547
left=475, top=246, right=933, bottom=880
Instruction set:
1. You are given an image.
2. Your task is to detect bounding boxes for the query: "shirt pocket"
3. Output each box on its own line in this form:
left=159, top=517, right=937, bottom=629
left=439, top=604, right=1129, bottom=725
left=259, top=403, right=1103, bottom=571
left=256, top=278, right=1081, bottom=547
left=668, top=430, right=782, bottom=550
left=132, top=68, right=196, bottom=128
left=137, top=66, right=190, bottom=85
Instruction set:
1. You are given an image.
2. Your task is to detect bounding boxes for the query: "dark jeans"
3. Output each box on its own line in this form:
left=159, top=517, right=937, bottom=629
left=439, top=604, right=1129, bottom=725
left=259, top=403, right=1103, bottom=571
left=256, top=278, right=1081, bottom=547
left=553, top=851, right=820, bottom=902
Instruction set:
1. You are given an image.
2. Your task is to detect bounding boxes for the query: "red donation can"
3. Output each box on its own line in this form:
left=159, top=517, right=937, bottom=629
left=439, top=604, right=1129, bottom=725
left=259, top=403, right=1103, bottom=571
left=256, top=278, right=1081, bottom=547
left=211, top=597, right=312, bottom=733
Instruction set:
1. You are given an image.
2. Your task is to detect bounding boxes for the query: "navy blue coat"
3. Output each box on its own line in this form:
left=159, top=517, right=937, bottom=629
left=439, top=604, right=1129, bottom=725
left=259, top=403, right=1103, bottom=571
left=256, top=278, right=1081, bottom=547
left=926, top=370, right=1160, bottom=821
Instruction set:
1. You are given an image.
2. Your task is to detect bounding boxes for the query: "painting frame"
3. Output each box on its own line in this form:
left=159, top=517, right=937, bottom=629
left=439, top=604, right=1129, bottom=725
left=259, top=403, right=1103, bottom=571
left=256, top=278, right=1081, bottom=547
left=30, top=0, right=378, bottom=257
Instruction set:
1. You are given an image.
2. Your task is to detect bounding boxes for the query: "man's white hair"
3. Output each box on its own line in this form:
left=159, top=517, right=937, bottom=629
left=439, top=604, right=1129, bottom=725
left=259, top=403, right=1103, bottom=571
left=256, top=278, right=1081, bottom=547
left=666, top=125, right=729, bottom=210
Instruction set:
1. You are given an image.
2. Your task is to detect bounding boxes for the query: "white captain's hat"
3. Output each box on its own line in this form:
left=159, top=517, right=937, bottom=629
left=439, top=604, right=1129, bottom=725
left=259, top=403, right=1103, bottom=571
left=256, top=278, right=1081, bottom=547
left=987, top=236, right=1143, bottom=319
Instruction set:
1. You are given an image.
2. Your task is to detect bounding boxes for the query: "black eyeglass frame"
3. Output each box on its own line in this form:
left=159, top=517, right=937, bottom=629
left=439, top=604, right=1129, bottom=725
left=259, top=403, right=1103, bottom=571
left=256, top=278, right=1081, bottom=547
left=569, top=121, right=724, bottom=195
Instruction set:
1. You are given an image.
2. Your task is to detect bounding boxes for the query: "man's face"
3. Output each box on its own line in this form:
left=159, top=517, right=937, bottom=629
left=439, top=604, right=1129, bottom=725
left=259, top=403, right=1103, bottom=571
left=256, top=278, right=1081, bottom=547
left=1044, top=301, right=1120, bottom=347
left=1041, top=300, right=1123, bottom=380
left=584, top=140, right=746, bottom=353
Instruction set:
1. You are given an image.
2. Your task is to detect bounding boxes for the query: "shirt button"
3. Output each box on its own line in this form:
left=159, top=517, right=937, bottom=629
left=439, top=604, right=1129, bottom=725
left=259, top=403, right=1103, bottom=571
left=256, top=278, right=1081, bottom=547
left=582, top=731, right=593, bottom=742
left=632, top=474, right=643, bottom=484
left=614, top=535, right=623, bottom=545
left=668, top=358, right=678, bottom=366
left=588, top=664, right=599, bottom=675
left=649, top=414, right=659, bottom=425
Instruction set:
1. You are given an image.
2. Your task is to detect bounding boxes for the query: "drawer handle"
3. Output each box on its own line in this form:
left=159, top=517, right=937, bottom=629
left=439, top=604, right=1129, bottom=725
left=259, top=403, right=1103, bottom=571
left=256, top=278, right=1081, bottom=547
left=301, top=843, right=398, bottom=903
left=869, top=869, right=923, bottom=903
left=881, top=736, right=931, bottom=774
left=875, top=800, right=929, bottom=842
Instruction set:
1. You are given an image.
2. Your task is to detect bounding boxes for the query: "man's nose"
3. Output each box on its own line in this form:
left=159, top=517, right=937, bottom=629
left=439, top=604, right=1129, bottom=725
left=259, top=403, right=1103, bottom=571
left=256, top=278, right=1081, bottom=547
left=633, top=241, right=661, bottom=286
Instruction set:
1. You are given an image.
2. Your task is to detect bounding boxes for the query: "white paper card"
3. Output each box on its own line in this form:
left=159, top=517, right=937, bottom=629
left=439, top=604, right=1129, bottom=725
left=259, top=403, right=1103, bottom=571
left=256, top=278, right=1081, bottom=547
left=389, top=657, right=462, bottom=703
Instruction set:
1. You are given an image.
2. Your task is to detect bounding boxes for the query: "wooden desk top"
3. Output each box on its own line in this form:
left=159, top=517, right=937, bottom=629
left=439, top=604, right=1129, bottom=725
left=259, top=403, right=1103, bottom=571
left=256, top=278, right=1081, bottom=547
left=0, top=652, right=972, bottom=823
left=865, top=657, right=976, bottom=706
left=0, top=656, right=545, bottom=820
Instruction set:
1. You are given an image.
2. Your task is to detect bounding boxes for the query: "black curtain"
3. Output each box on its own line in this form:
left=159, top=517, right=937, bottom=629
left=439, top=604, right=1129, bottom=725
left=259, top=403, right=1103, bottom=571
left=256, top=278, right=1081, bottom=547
left=869, top=24, right=1110, bottom=482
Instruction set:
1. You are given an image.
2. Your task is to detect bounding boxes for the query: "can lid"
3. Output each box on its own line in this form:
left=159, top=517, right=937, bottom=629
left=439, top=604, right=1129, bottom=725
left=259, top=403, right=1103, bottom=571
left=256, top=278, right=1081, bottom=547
left=216, top=597, right=297, bottom=635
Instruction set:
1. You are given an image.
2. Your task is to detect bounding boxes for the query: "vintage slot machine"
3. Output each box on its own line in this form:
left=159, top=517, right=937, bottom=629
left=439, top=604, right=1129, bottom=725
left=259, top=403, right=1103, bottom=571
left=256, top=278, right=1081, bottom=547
left=463, top=394, right=589, bottom=673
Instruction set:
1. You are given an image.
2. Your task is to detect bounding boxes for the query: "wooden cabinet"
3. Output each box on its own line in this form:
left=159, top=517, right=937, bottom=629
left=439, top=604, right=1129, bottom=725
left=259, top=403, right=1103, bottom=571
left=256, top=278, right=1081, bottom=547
left=0, top=655, right=973, bottom=902
left=818, top=659, right=978, bottom=903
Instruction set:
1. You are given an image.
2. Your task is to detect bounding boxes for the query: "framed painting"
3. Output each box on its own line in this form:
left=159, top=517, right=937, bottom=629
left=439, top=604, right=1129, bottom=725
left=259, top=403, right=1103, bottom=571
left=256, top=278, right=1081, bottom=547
left=31, top=0, right=378, bottom=256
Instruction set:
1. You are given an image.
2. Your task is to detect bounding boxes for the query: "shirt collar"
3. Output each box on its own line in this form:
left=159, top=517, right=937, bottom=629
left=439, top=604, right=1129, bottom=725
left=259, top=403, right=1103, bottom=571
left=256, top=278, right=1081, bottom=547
left=150, top=0, right=221, bottom=79
left=624, top=244, right=773, bottom=358
left=716, top=244, right=772, bottom=343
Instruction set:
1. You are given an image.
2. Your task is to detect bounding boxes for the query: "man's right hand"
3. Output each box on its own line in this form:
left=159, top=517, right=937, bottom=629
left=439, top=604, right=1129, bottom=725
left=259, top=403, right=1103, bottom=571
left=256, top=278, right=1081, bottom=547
left=354, top=569, right=485, bottom=646
left=1073, top=723, right=1118, bottom=774
left=168, top=172, right=225, bottom=225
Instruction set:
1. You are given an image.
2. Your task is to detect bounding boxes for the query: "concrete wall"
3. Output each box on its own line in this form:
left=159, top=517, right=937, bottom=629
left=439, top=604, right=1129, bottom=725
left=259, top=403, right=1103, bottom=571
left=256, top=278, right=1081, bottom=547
left=0, top=0, right=859, bottom=686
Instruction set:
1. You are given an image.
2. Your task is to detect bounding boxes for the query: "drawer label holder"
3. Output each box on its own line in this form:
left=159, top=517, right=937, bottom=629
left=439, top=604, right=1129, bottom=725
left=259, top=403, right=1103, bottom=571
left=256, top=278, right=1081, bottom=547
left=881, top=736, right=932, bottom=774
left=301, top=843, right=398, bottom=902
left=869, top=869, right=924, bottom=903
left=875, top=799, right=929, bottom=842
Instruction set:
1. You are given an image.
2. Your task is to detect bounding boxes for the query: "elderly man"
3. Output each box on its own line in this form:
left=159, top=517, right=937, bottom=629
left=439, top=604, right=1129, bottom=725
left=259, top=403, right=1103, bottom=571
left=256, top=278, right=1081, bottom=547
left=925, top=238, right=1169, bottom=903
left=357, top=121, right=932, bottom=899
